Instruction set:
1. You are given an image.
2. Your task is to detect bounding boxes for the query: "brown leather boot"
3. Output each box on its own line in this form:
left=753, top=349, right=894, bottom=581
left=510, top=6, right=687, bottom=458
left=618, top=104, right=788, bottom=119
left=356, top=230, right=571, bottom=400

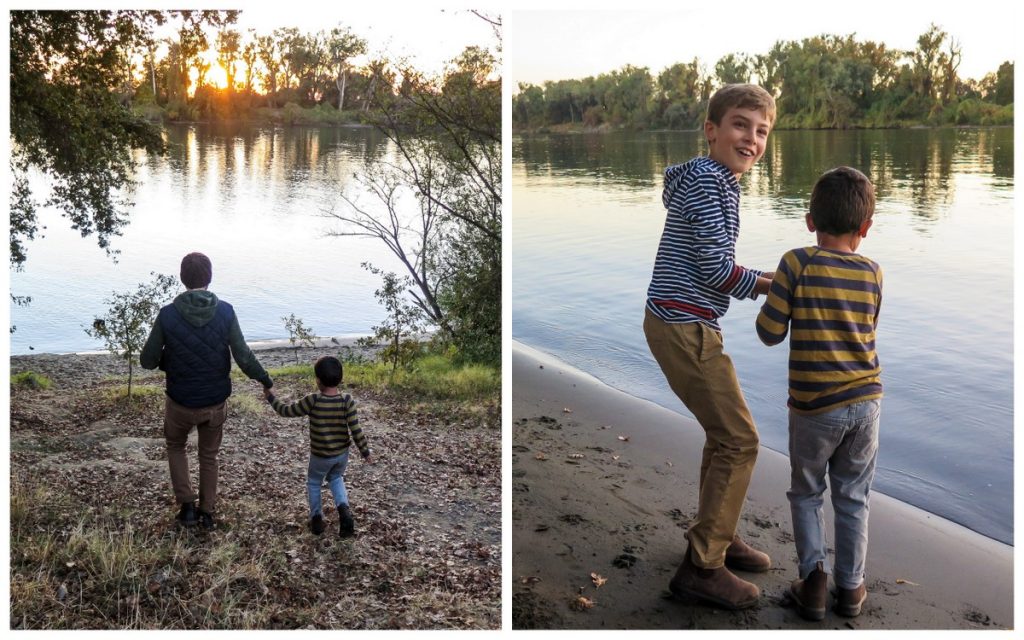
left=834, top=582, right=867, bottom=617
left=669, top=545, right=760, bottom=610
left=790, top=561, right=828, bottom=621
left=725, top=534, right=771, bottom=572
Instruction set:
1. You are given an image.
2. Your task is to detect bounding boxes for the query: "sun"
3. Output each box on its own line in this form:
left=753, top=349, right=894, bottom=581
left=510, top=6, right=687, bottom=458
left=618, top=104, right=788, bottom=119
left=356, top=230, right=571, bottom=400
left=188, top=50, right=230, bottom=93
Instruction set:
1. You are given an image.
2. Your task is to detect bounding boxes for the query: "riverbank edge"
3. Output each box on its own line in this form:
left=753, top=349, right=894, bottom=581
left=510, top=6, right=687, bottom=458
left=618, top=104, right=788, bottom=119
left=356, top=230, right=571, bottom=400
left=511, top=339, right=1012, bottom=628
left=511, top=122, right=1015, bottom=135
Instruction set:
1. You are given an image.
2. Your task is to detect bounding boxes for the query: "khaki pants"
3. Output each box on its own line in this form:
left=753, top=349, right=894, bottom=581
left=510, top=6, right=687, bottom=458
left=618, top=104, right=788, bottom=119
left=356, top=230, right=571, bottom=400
left=644, top=308, right=759, bottom=568
left=164, top=397, right=227, bottom=514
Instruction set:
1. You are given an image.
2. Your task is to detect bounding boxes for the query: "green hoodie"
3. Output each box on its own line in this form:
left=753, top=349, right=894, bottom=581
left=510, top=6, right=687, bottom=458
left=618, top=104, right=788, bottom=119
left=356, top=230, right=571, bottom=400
left=140, top=290, right=271, bottom=388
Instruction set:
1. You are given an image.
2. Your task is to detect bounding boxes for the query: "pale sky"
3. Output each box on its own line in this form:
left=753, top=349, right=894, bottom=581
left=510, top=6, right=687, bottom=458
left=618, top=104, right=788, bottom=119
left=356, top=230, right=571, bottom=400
left=507, top=2, right=1017, bottom=89
left=230, top=5, right=500, bottom=75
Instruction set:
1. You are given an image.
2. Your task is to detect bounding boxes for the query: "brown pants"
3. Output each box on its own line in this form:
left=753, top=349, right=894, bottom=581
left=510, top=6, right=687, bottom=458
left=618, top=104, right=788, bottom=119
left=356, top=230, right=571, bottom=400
left=644, top=308, right=759, bottom=568
left=164, top=396, right=227, bottom=514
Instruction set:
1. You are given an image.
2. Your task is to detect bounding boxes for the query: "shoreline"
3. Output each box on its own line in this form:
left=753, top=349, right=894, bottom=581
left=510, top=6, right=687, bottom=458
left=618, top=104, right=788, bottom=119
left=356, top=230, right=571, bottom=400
left=10, top=335, right=371, bottom=358
left=511, top=340, right=1012, bottom=629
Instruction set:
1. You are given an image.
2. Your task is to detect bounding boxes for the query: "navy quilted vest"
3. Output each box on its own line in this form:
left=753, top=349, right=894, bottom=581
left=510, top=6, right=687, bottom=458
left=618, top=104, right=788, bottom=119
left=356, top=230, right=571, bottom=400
left=159, top=301, right=235, bottom=408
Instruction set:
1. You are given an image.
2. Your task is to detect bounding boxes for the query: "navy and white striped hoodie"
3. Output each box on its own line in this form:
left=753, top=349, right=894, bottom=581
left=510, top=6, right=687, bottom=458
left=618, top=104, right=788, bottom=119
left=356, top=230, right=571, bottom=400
left=645, top=156, right=763, bottom=330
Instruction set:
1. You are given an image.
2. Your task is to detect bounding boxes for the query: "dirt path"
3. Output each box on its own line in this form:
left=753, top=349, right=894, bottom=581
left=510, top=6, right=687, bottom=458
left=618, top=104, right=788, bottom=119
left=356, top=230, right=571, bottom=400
left=10, top=348, right=500, bottom=629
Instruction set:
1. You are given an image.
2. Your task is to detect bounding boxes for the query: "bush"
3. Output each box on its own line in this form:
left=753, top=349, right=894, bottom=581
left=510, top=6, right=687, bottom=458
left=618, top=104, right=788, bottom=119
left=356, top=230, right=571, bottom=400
left=11, top=371, right=52, bottom=390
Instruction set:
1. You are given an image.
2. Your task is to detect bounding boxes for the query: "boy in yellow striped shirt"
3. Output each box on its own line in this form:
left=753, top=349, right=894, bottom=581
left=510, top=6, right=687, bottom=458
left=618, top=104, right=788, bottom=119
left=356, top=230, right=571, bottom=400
left=756, top=166, right=882, bottom=621
left=265, top=356, right=373, bottom=537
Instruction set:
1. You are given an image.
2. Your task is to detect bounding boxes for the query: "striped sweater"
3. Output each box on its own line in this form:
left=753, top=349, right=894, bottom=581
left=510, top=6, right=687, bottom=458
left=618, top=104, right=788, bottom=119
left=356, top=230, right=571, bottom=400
left=646, top=156, right=765, bottom=330
left=756, top=246, right=883, bottom=414
left=268, top=392, right=370, bottom=458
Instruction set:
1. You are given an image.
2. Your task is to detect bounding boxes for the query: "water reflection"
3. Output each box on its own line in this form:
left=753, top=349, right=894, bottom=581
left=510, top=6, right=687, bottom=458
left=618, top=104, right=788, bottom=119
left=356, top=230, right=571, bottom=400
left=514, top=127, right=1013, bottom=232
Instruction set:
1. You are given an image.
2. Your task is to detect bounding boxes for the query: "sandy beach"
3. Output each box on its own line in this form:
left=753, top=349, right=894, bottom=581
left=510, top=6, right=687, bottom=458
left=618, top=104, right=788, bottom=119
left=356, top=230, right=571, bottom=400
left=511, top=341, right=1012, bottom=630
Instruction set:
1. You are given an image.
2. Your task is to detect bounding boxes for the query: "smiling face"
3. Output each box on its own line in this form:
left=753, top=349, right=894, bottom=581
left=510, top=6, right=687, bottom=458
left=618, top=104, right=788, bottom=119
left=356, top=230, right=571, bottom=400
left=704, top=106, right=772, bottom=178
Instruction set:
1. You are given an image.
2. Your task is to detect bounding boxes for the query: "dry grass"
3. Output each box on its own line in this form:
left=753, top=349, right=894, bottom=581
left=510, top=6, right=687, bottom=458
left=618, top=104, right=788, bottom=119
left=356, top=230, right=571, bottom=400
left=9, top=351, right=500, bottom=630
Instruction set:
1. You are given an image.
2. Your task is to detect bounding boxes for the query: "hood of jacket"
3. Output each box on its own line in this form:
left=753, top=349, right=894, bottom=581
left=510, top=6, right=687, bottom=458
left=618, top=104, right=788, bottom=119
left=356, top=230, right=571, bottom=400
left=172, top=290, right=220, bottom=328
left=662, top=157, right=734, bottom=210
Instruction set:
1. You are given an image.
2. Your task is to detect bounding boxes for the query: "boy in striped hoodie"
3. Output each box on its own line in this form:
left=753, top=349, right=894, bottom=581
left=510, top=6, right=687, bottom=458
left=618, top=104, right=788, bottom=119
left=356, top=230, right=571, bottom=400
left=264, top=356, right=373, bottom=537
left=644, top=84, right=776, bottom=610
left=756, top=166, right=882, bottom=620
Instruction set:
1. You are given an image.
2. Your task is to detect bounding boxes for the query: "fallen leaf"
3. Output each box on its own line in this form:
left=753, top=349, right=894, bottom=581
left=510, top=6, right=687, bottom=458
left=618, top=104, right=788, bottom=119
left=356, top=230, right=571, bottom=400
left=618, top=435, right=630, bottom=442
left=520, top=576, right=542, bottom=584
left=535, top=452, right=548, bottom=461
left=56, top=583, right=67, bottom=602
left=599, top=425, right=611, bottom=430
left=534, top=524, right=550, bottom=532
left=568, top=453, right=584, bottom=459
left=590, top=572, right=607, bottom=588
left=612, top=455, right=621, bottom=461
left=666, top=460, right=673, bottom=467
left=895, top=579, right=920, bottom=586
left=563, top=407, right=573, bottom=413
left=571, top=596, right=595, bottom=611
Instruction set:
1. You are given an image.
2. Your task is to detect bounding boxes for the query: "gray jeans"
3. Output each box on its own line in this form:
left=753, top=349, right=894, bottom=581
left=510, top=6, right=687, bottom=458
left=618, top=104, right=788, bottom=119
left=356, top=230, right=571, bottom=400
left=787, top=398, right=880, bottom=589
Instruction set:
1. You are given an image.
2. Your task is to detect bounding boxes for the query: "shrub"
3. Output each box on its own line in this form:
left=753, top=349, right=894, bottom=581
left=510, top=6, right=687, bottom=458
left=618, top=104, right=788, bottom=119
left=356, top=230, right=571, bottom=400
left=11, top=371, right=52, bottom=390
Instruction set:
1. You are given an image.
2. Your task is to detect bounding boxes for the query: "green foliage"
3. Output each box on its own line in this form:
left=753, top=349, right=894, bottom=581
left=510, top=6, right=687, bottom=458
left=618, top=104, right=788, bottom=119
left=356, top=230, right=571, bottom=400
left=269, top=350, right=498, bottom=401
left=9, top=11, right=236, bottom=270
left=85, top=272, right=179, bottom=398
left=358, top=264, right=425, bottom=378
left=513, top=27, right=1011, bottom=132
left=282, top=313, right=316, bottom=364
left=11, top=371, right=53, bottom=390
left=329, top=43, right=501, bottom=366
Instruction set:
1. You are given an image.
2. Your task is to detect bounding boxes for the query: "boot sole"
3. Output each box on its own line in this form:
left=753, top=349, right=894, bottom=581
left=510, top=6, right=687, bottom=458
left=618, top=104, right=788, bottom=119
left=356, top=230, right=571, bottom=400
left=834, top=601, right=865, bottom=617
left=789, top=586, right=826, bottom=621
left=669, top=581, right=758, bottom=610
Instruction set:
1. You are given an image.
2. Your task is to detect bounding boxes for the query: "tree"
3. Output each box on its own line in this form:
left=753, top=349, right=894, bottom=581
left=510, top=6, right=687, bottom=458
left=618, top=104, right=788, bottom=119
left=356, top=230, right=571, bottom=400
left=329, top=37, right=501, bottom=363
left=282, top=314, right=317, bottom=364
left=9, top=10, right=236, bottom=271
left=216, top=28, right=242, bottom=92
left=359, top=264, right=424, bottom=378
left=85, top=273, right=178, bottom=399
left=326, top=26, right=368, bottom=110
left=255, top=33, right=281, bottom=101
left=241, top=33, right=258, bottom=95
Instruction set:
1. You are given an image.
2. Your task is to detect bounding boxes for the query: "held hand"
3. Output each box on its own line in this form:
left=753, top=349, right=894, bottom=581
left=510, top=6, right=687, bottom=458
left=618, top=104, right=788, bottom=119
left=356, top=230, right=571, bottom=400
left=754, top=276, right=773, bottom=296
left=262, top=386, right=273, bottom=400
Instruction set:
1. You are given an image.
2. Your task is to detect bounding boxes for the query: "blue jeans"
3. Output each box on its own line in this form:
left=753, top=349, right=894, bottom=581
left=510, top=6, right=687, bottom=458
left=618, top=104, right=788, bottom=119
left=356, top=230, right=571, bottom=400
left=787, top=399, right=880, bottom=589
left=307, top=451, right=350, bottom=518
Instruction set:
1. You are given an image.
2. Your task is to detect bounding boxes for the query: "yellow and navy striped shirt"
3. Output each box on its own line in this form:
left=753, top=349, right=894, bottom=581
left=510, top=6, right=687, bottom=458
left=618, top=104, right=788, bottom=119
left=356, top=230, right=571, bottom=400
left=756, top=246, right=883, bottom=414
left=269, top=392, right=370, bottom=458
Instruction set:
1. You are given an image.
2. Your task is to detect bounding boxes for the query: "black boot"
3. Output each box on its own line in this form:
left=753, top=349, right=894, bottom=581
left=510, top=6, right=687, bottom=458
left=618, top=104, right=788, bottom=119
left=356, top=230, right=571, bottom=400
left=309, top=513, right=325, bottom=535
left=176, top=501, right=198, bottom=527
left=339, top=504, right=355, bottom=538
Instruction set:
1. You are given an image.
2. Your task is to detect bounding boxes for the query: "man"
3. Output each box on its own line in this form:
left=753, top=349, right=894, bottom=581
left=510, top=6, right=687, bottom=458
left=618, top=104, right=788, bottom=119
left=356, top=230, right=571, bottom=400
left=141, top=252, right=272, bottom=529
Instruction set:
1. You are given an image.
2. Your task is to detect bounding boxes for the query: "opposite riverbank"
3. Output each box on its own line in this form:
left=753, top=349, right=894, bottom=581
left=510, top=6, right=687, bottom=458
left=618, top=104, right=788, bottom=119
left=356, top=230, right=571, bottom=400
left=511, top=341, right=1012, bottom=630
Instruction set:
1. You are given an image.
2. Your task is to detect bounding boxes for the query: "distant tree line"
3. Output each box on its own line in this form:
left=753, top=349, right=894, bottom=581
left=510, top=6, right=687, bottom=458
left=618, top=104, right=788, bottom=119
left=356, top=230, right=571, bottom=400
left=513, top=25, right=1013, bottom=131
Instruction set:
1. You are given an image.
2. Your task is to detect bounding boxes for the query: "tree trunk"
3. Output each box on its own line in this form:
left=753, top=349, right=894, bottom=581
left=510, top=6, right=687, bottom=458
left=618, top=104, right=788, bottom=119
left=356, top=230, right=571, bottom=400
left=337, top=68, right=347, bottom=110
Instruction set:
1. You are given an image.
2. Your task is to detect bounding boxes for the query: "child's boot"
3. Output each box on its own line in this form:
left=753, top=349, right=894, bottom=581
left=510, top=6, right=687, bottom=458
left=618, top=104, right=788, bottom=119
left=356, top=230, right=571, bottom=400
left=309, top=513, right=326, bottom=535
left=790, top=561, right=828, bottom=621
left=834, top=582, right=867, bottom=617
left=339, top=504, right=355, bottom=538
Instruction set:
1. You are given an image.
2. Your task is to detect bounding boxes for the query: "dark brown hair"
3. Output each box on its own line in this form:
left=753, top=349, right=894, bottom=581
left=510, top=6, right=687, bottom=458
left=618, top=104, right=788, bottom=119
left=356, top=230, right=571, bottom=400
left=314, top=356, right=343, bottom=387
left=809, top=167, right=876, bottom=235
left=180, top=252, right=212, bottom=289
